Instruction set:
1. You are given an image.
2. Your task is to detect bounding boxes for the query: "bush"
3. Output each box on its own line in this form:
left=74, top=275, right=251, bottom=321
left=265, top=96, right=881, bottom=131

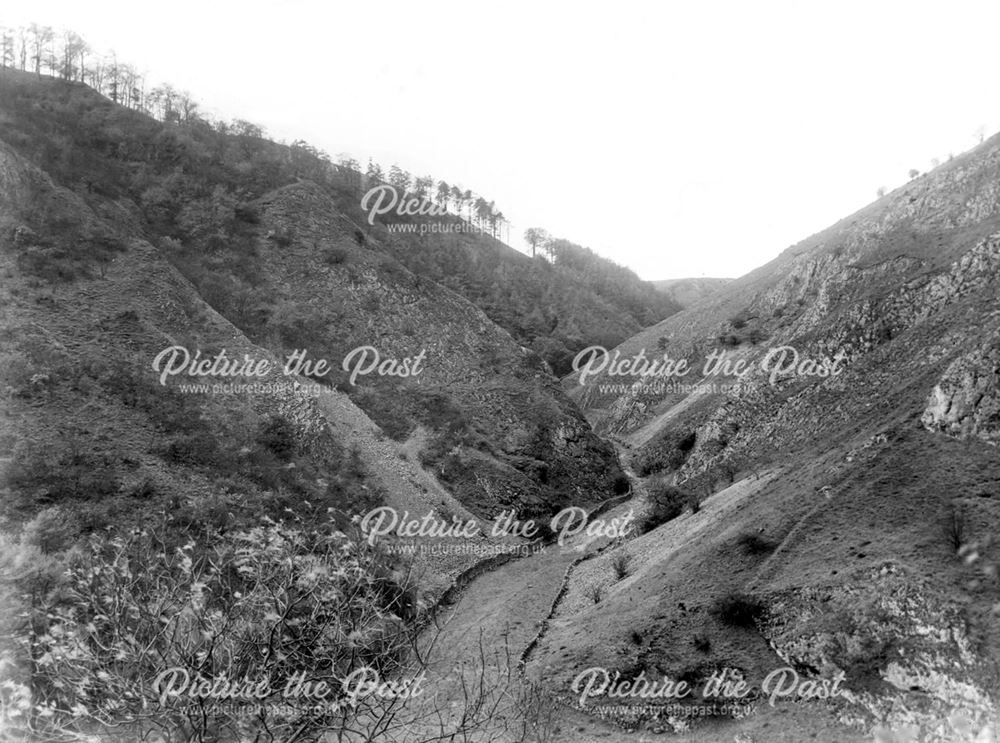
left=688, top=492, right=702, bottom=513
left=638, top=481, right=688, bottom=533
left=632, top=430, right=697, bottom=477
left=729, top=315, right=747, bottom=330
left=711, top=593, right=765, bottom=628
left=944, top=508, right=967, bottom=553
left=5, top=441, right=121, bottom=509
left=257, top=414, right=298, bottom=461
left=163, top=431, right=222, bottom=466
left=677, top=431, right=697, bottom=453
left=324, top=246, right=349, bottom=265
left=611, top=551, right=631, bottom=580
left=22, top=507, right=79, bottom=553
left=270, top=228, right=294, bottom=248
left=19, top=522, right=421, bottom=742
left=234, top=203, right=260, bottom=223
left=718, top=333, right=742, bottom=347
left=737, top=532, right=778, bottom=556
left=693, top=635, right=712, bottom=653
left=612, top=473, right=631, bottom=495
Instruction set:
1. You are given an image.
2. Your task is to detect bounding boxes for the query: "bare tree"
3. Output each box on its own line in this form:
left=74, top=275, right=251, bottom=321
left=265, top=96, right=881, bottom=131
left=28, top=24, right=53, bottom=76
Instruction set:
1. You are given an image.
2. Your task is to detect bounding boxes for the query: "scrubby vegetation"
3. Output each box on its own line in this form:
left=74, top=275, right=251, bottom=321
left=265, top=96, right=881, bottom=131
left=611, top=551, right=632, bottom=580
left=944, top=507, right=967, bottom=553
left=0, top=517, right=507, bottom=742
left=637, top=481, right=694, bottom=533
left=711, top=593, right=766, bottom=628
left=0, top=347, right=383, bottom=534
left=632, top=429, right=698, bottom=477
left=736, top=532, right=779, bottom=556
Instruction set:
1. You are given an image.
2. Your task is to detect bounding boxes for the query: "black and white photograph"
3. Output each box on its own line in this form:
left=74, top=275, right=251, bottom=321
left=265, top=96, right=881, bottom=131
left=1, top=2, right=999, bottom=741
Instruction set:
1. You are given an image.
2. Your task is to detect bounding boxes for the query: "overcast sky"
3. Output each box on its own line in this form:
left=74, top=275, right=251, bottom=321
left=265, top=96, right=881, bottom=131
left=7, top=0, right=1000, bottom=280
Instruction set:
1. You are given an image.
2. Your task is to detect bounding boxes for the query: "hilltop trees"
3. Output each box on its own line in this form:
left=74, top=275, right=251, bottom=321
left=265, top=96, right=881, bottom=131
left=0, top=20, right=538, bottom=255
left=524, top=227, right=550, bottom=258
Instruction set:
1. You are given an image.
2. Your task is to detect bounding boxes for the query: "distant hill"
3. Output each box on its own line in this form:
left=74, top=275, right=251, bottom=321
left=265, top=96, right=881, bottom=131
left=652, top=276, right=732, bottom=307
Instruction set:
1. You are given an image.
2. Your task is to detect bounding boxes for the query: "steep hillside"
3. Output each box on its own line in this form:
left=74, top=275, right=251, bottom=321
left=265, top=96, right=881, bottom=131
left=0, top=136, right=530, bottom=598
left=0, top=68, right=628, bottom=530
left=653, top=276, right=733, bottom=308
left=544, top=134, right=1000, bottom=738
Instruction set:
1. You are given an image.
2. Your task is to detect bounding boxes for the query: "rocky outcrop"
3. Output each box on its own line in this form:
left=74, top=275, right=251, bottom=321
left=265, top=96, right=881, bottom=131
left=922, top=340, right=1000, bottom=445
left=764, top=565, right=998, bottom=742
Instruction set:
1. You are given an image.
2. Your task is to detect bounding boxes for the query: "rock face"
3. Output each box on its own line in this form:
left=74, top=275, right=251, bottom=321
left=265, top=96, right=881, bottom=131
left=765, top=566, right=998, bottom=741
left=922, top=340, right=1000, bottom=445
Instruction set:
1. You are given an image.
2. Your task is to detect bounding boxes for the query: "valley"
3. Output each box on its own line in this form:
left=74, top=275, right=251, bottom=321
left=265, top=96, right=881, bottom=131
left=0, top=49, right=999, bottom=743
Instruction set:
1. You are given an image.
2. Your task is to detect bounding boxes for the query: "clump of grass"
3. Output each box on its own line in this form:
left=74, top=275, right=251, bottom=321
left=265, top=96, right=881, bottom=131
left=611, top=551, right=632, bottom=580
left=736, top=532, right=778, bottom=556
left=711, top=593, right=765, bottom=628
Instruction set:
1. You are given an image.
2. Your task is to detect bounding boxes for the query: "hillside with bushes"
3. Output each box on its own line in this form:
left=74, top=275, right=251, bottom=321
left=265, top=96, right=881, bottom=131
left=0, top=68, right=630, bottom=532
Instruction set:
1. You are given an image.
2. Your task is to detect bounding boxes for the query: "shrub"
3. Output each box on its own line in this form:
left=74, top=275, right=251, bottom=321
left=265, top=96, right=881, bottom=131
left=324, top=246, right=349, bottom=265
left=585, top=584, right=604, bottom=604
left=737, top=532, right=778, bottom=556
left=612, top=473, right=631, bottom=495
left=128, top=478, right=158, bottom=499
left=711, top=593, right=765, bottom=628
left=677, top=431, right=697, bottom=453
left=163, top=431, right=222, bottom=466
left=729, top=315, right=748, bottom=330
left=693, top=635, right=712, bottom=653
left=638, top=481, right=688, bottom=533
left=5, top=441, right=121, bottom=509
left=18, top=522, right=422, bottom=742
left=257, top=414, right=298, bottom=461
left=688, top=491, right=702, bottom=513
left=718, top=333, right=742, bottom=347
left=21, top=507, right=79, bottom=553
left=270, top=228, right=294, bottom=247
left=234, top=203, right=260, bottom=223
left=944, top=508, right=967, bottom=553
left=611, top=551, right=632, bottom=580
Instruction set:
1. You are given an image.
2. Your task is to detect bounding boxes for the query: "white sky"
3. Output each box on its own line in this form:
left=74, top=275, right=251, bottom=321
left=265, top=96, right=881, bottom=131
left=6, top=0, right=1000, bottom=280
